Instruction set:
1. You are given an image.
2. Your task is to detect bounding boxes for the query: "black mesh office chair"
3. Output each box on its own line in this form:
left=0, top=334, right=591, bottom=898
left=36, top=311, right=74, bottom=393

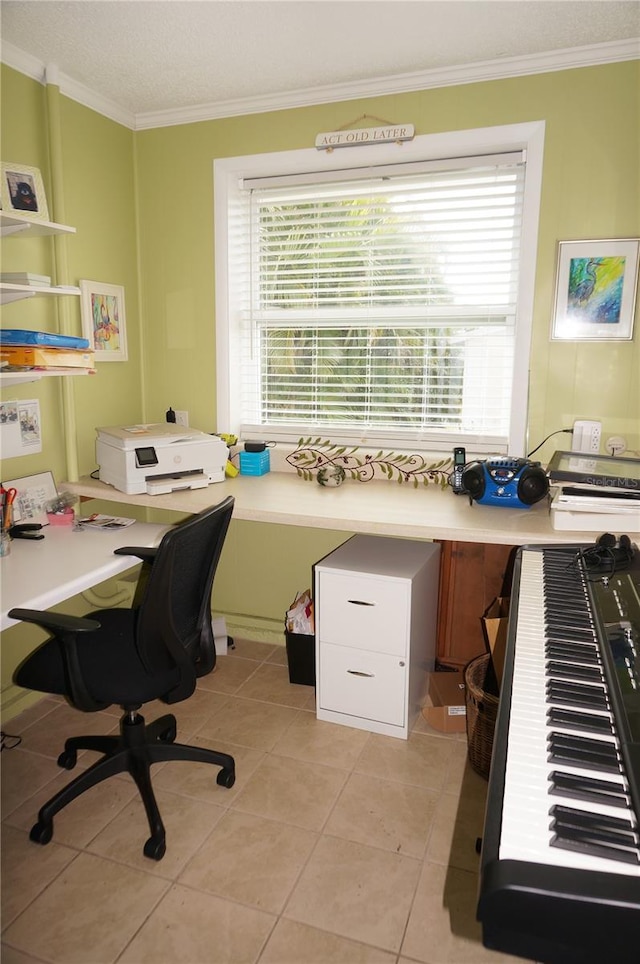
left=9, top=496, right=235, bottom=861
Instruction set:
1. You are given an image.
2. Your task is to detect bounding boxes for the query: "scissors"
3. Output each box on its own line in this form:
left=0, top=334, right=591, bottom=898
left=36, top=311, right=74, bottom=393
left=3, top=488, right=17, bottom=530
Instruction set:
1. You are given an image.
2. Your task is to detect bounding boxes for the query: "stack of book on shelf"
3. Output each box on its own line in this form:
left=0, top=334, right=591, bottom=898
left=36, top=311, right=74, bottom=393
left=0, top=272, right=52, bottom=286
left=547, top=450, right=640, bottom=532
left=550, top=484, right=640, bottom=531
left=0, top=329, right=95, bottom=373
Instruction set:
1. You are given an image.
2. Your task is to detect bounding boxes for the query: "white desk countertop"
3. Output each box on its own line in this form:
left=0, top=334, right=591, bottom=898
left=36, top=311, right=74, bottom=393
left=63, top=473, right=639, bottom=546
left=1, top=521, right=168, bottom=631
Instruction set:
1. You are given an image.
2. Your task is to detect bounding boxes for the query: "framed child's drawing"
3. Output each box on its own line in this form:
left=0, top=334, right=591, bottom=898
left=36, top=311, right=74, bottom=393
left=80, top=280, right=128, bottom=361
left=2, top=471, right=57, bottom=525
left=551, top=238, right=639, bottom=341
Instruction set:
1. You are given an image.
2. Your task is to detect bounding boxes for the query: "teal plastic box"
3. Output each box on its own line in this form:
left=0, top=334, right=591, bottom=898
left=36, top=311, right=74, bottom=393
left=239, top=450, right=270, bottom=476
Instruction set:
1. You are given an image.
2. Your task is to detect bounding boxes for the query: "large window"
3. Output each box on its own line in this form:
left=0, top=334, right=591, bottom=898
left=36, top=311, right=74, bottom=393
left=215, top=123, right=544, bottom=454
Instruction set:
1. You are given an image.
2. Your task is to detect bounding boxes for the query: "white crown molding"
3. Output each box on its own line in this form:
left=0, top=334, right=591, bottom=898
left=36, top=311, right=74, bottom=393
left=2, top=37, right=638, bottom=132
left=1, top=41, right=136, bottom=129
left=57, top=72, right=137, bottom=130
left=137, top=38, right=640, bottom=131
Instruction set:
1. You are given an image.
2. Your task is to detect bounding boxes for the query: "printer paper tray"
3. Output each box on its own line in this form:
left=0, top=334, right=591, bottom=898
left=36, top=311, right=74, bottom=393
left=146, top=472, right=210, bottom=495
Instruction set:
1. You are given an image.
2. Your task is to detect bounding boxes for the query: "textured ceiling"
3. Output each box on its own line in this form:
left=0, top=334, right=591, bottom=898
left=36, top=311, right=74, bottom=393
left=2, top=0, right=639, bottom=124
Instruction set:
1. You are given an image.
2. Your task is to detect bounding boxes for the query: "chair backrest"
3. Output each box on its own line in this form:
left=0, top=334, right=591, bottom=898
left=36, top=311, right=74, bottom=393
left=135, top=496, right=234, bottom=702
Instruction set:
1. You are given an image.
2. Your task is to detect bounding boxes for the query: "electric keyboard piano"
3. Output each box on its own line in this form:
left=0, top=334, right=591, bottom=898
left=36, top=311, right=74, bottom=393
left=477, top=543, right=640, bottom=964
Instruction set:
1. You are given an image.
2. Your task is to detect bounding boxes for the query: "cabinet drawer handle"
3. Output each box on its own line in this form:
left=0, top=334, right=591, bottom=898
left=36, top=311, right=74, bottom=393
left=347, top=670, right=375, bottom=677
left=347, top=599, right=375, bottom=606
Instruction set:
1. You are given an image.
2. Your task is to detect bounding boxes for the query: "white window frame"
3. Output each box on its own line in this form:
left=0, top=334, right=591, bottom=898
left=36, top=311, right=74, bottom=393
left=214, top=121, right=545, bottom=455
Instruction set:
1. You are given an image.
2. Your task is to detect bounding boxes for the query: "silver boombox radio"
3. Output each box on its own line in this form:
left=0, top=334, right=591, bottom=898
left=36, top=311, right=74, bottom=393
left=462, top=456, right=549, bottom=509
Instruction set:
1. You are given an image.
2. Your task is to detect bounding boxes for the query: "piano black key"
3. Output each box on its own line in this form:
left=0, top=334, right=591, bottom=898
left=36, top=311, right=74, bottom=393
left=546, top=624, right=596, bottom=641
left=547, top=660, right=603, bottom=683
left=546, top=707, right=613, bottom=734
left=546, top=680, right=608, bottom=710
left=548, top=770, right=629, bottom=808
left=545, top=612, right=594, bottom=629
left=549, top=804, right=637, bottom=836
left=546, top=645, right=600, bottom=665
left=548, top=744, right=620, bottom=772
left=547, top=744, right=621, bottom=774
left=548, top=731, right=618, bottom=757
left=545, top=641, right=598, bottom=659
left=545, top=634, right=598, bottom=649
left=550, top=828, right=640, bottom=865
left=546, top=625, right=597, bottom=640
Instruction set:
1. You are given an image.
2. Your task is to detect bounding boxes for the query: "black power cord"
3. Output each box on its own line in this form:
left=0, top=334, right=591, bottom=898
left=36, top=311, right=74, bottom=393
left=527, top=428, right=573, bottom=459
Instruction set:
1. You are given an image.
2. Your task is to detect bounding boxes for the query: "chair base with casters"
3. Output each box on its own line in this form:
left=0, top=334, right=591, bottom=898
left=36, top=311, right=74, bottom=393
left=10, top=497, right=237, bottom=862
left=30, top=706, right=235, bottom=861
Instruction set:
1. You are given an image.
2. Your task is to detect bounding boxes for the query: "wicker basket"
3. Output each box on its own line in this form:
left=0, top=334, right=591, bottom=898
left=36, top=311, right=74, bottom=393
left=464, top=653, right=499, bottom=780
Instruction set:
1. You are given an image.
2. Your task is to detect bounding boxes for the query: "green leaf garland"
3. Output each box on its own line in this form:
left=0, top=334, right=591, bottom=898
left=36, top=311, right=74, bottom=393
left=287, top=438, right=452, bottom=488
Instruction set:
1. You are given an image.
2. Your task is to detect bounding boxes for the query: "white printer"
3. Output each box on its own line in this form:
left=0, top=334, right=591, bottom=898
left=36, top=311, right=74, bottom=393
left=96, top=423, right=228, bottom=495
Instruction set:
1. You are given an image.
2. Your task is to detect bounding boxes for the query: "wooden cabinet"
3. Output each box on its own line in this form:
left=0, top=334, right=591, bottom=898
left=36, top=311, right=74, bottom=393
left=314, top=535, right=441, bottom=739
left=436, top=540, right=517, bottom=669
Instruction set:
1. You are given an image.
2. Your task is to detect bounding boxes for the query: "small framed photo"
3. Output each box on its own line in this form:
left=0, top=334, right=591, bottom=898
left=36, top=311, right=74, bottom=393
left=551, top=238, right=639, bottom=341
left=1, top=161, right=50, bottom=221
left=80, top=280, right=128, bottom=361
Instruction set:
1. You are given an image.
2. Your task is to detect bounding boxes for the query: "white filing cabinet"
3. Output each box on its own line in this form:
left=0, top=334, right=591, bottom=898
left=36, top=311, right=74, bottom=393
left=314, top=535, right=440, bottom=739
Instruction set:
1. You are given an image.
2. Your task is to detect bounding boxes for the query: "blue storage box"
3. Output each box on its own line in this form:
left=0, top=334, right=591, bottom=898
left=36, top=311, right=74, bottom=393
left=0, top=329, right=90, bottom=350
left=239, top=449, right=270, bottom=476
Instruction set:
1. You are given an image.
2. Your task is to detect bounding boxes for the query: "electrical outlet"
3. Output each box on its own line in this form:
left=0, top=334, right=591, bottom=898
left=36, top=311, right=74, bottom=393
left=571, top=419, right=601, bottom=454
left=175, top=410, right=189, bottom=427
left=605, top=435, right=627, bottom=456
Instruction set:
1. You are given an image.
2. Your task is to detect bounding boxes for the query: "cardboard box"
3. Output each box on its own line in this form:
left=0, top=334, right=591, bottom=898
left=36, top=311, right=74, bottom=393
left=482, top=597, right=510, bottom=688
left=422, top=671, right=466, bottom=733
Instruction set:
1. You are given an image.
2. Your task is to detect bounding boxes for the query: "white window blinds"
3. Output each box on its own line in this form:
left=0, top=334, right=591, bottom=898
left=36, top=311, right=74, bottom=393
left=230, top=152, right=527, bottom=450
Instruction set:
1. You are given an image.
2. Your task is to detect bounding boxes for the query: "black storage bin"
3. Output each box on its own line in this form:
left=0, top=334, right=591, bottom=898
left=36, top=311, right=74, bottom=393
left=285, top=631, right=315, bottom=686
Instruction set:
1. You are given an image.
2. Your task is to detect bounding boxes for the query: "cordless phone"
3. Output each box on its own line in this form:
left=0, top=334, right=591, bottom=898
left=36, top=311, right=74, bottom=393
left=451, top=446, right=466, bottom=494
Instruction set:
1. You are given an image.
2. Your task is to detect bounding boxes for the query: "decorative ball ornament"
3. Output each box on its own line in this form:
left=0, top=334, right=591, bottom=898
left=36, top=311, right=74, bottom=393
left=316, top=464, right=346, bottom=487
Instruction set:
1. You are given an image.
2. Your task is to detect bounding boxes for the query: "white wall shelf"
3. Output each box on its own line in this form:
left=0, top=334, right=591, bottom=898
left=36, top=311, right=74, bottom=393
left=0, top=369, right=93, bottom=386
left=0, top=212, right=76, bottom=238
left=1, top=283, right=81, bottom=305
left=1, top=210, right=88, bottom=384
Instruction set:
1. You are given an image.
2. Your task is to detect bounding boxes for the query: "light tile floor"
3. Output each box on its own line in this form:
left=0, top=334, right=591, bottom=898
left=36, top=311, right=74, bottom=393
left=1, top=640, right=522, bottom=964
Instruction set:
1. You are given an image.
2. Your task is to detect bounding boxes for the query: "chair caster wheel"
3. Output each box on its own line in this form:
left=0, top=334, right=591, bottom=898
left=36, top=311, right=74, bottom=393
left=30, top=821, right=53, bottom=846
left=143, top=836, right=166, bottom=861
left=58, top=749, right=77, bottom=770
left=217, top=768, right=235, bottom=789
left=158, top=725, right=177, bottom=744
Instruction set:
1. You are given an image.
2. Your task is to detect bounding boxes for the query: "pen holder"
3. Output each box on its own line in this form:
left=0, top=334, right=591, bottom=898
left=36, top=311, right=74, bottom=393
left=46, top=507, right=75, bottom=526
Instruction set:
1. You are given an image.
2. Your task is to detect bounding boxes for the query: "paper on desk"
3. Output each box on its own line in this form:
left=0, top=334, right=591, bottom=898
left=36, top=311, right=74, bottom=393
left=286, top=589, right=314, bottom=634
left=77, top=514, right=136, bottom=530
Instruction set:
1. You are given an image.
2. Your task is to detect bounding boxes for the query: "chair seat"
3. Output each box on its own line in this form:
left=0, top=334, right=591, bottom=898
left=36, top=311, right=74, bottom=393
left=15, top=608, right=185, bottom=707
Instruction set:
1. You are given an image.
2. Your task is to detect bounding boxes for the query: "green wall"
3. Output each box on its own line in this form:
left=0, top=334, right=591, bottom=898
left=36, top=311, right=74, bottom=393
left=134, top=62, right=640, bottom=457
left=1, top=59, right=639, bottom=720
left=1, top=72, right=143, bottom=484
left=133, top=61, right=640, bottom=639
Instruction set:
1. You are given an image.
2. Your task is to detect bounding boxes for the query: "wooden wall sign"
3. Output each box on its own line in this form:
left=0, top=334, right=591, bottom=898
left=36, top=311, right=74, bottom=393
left=315, top=123, right=415, bottom=150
